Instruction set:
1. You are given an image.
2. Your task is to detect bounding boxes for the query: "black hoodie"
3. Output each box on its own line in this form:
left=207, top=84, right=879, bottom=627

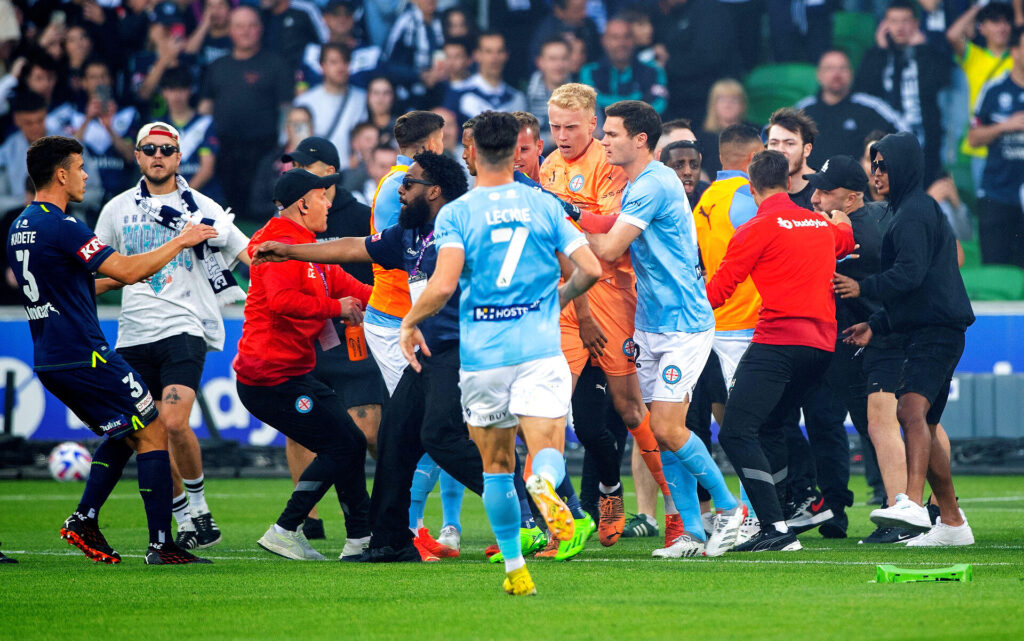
left=859, top=132, right=974, bottom=335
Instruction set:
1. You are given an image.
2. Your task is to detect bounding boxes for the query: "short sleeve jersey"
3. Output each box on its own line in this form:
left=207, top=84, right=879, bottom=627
left=958, top=42, right=1012, bottom=157
left=6, top=202, right=115, bottom=370
left=434, top=182, right=587, bottom=371
left=618, top=161, right=715, bottom=334
left=974, top=73, right=1024, bottom=204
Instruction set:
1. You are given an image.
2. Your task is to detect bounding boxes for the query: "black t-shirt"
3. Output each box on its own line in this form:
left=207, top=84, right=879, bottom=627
left=200, top=50, right=293, bottom=143
left=316, top=188, right=373, bottom=286
left=797, top=92, right=903, bottom=169
left=262, top=7, right=323, bottom=73
left=790, top=181, right=815, bottom=211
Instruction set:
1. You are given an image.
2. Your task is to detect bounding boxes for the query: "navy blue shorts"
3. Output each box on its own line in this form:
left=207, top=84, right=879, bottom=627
left=37, top=350, right=159, bottom=439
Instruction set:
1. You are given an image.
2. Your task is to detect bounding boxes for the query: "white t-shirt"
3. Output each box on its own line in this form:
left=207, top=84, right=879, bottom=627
left=94, top=187, right=249, bottom=351
left=293, top=84, right=368, bottom=167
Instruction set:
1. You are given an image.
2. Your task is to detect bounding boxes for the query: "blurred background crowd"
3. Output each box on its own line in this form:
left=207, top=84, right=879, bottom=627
left=1, top=0, right=1023, bottom=297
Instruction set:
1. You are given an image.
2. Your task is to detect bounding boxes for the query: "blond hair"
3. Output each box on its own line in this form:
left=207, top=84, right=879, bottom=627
left=703, top=78, right=747, bottom=133
left=548, top=83, right=597, bottom=114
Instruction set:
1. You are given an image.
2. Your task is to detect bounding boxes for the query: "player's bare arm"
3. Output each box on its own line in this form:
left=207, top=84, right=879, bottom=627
left=399, top=246, right=464, bottom=372
left=97, top=223, right=217, bottom=284
left=558, top=245, right=601, bottom=309
left=584, top=219, right=643, bottom=263
left=558, top=251, right=606, bottom=356
left=251, top=237, right=371, bottom=266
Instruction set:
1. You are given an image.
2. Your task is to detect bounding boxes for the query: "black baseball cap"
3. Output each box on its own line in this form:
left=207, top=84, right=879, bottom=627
left=282, top=136, right=341, bottom=170
left=803, top=155, right=868, bottom=193
left=273, top=169, right=342, bottom=210
left=324, top=0, right=355, bottom=14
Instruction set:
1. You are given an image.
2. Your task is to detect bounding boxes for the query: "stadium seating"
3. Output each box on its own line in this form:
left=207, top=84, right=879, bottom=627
left=831, top=11, right=877, bottom=70
left=744, top=63, right=818, bottom=124
left=960, top=265, right=1024, bottom=301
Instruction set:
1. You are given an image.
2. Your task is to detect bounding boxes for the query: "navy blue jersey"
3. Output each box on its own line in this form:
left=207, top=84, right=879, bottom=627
left=6, top=201, right=115, bottom=370
left=974, top=73, right=1024, bottom=204
left=364, top=223, right=460, bottom=348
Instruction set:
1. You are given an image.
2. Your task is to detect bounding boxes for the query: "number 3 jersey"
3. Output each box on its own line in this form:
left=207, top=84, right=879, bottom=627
left=434, top=182, right=587, bottom=372
left=6, top=201, right=115, bottom=370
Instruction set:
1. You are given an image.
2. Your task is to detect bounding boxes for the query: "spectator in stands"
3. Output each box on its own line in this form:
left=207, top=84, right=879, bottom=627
left=969, top=25, right=1024, bottom=267
left=259, top=0, right=328, bottom=74
left=129, top=18, right=198, bottom=114
left=299, top=0, right=368, bottom=87
left=698, top=79, right=752, bottom=177
left=855, top=0, right=949, bottom=187
left=947, top=2, right=1014, bottom=189
left=352, top=144, right=397, bottom=205
left=341, top=120, right=382, bottom=194
left=442, top=6, right=473, bottom=40
left=527, top=36, right=573, bottom=149
left=61, top=25, right=93, bottom=100
left=116, top=0, right=155, bottom=58
left=578, top=16, right=668, bottom=118
left=654, top=117, right=698, bottom=157
left=441, top=36, right=474, bottom=89
left=5, top=56, right=60, bottom=112
left=655, top=0, right=740, bottom=126
left=530, top=0, right=601, bottom=66
left=486, top=0, right=545, bottom=87
left=0, top=92, right=48, bottom=214
left=795, top=49, right=908, bottom=169
left=661, top=140, right=708, bottom=208
left=621, top=5, right=657, bottom=66
left=294, top=43, right=368, bottom=168
left=430, top=106, right=464, bottom=164
left=765, top=107, right=818, bottom=209
left=199, top=5, right=293, bottom=220
left=765, top=0, right=834, bottom=64
left=444, top=31, right=526, bottom=125
left=566, top=32, right=587, bottom=75
left=186, top=0, right=234, bottom=70
left=251, top=105, right=315, bottom=221
left=366, top=75, right=398, bottom=147
left=160, top=66, right=220, bottom=199
left=380, top=0, right=446, bottom=109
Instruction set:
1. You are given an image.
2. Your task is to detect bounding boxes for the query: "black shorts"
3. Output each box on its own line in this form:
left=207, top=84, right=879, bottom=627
left=314, top=337, right=388, bottom=409
left=896, top=326, right=965, bottom=425
left=37, top=350, right=159, bottom=439
left=117, top=333, right=207, bottom=395
left=863, top=343, right=903, bottom=394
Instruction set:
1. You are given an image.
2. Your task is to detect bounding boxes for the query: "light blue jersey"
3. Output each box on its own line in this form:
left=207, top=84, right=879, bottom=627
left=434, top=181, right=587, bottom=371
left=618, top=161, right=715, bottom=334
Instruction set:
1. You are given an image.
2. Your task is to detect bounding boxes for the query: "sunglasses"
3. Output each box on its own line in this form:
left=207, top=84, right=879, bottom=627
left=401, top=176, right=435, bottom=189
left=137, top=143, right=179, bottom=157
left=871, top=159, right=888, bottom=174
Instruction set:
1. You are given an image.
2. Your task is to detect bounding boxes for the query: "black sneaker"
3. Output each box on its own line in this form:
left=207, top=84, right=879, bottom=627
left=926, top=503, right=941, bottom=527
left=0, top=543, right=16, bottom=564
left=731, top=525, right=802, bottom=552
left=175, top=528, right=199, bottom=549
left=358, top=544, right=422, bottom=563
left=818, top=511, right=848, bottom=539
left=60, top=512, right=121, bottom=564
left=858, top=526, right=919, bottom=544
left=785, top=491, right=834, bottom=534
left=622, top=513, right=659, bottom=538
left=145, top=541, right=213, bottom=565
left=302, top=517, right=326, bottom=540
left=192, top=512, right=222, bottom=549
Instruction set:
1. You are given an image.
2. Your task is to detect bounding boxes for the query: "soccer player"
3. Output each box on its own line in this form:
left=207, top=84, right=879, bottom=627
left=236, top=169, right=373, bottom=561
left=541, top=83, right=677, bottom=549
left=581, top=101, right=746, bottom=558
left=707, top=150, right=855, bottom=552
left=399, top=111, right=601, bottom=595
left=8, top=135, right=215, bottom=564
left=94, top=122, right=250, bottom=550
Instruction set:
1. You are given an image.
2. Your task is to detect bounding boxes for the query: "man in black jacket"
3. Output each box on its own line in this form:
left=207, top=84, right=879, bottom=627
left=838, top=132, right=975, bottom=547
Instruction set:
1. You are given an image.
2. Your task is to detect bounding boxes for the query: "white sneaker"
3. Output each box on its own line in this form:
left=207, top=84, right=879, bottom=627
left=257, top=524, right=325, bottom=560
left=704, top=503, right=747, bottom=557
left=437, top=525, right=461, bottom=552
left=701, top=512, right=715, bottom=537
left=906, top=512, right=974, bottom=547
left=732, top=516, right=760, bottom=549
left=652, top=533, right=705, bottom=558
left=869, top=493, right=932, bottom=532
left=339, top=535, right=370, bottom=560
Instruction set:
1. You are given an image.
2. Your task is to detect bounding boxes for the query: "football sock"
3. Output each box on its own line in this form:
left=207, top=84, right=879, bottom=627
left=773, top=521, right=789, bottom=534
left=674, top=434, right=738, bottom=511
left=532, top=447, right=565, bottom=488
left=513, top=454, right=536, bottom=528
left=740, top=483, right=757, bottom=519
left=183, top=475, right=209, bottom=515
left=439, top=471, right=465, bottom=532
left=137, top=450, right=173, bottom=546
left=483, top=473, right=523, bottom=571
left=558, top=474, right=587, bottom=520
left=598, top=482, right=621, bottom=494
left=661, top=451, right=705, bottom=541
left=77, top=437, right=133, bottom=520
left=172, top=492, right=193, bottom=530
left=628, top=413, right=672, bottom=499
left=409, top=454, right=440, bottom=531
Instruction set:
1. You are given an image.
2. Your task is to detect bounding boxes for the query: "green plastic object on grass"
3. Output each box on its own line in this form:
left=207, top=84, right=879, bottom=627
left=876, top=564, right=973, bottom=583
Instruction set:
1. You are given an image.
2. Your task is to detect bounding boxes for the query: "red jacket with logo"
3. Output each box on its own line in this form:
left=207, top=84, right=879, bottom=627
left=234, top=216, right=371, bottom=386
left=706, top=192, right=855, bottom=352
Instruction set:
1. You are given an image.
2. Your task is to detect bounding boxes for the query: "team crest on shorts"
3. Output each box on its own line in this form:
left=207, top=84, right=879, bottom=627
left=622, top=337, right=637, bottom=359
left=662, top=365, right=682, bottom=385
left=568, top=174, right=585, bottom=192
left=295, top=395, right=314, bottom=413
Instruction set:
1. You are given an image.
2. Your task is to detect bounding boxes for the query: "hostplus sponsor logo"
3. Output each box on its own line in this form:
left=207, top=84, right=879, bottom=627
left=473, top=301, right=541, bottom=321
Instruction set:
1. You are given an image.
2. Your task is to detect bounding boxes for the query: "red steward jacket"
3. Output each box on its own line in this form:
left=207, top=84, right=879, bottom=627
left=234, top=216, right=372, bottom=386
left=706, top=192, right=855, bottom=352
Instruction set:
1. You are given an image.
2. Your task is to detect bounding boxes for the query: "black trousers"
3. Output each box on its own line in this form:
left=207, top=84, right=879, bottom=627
left=718, top=343, right=832, bottom=526
left=574, top=363, right=623, bottom=515
left=237, top=374, right=370, bottom=537
left=369, top=343, right=484, bottom=549
left=826, top=340, right=885, bottom=500
left=220, top=137, right=275, bottom=221
left=978, top=197, right=1024, bottom=267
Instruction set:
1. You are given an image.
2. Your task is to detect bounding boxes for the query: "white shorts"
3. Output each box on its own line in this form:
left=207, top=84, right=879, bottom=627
left=363, top=321, right=407, bottom=396
left=635, top=328, right=714, bottom=403
left=459, top=355, right=572, bottom=428
left=712, top=330, right=753, bottom=393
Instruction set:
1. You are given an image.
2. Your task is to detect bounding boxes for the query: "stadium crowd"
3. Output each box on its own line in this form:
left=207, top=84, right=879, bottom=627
left=2, top=0, right=1021, bottom=591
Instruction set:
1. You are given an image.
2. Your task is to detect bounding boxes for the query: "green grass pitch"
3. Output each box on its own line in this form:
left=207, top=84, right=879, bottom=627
left=2, top=475, right=1022, bottom=641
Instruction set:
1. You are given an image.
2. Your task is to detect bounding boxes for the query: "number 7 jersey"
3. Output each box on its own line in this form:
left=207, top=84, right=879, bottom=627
left=434, top=182, right=588, bottom=371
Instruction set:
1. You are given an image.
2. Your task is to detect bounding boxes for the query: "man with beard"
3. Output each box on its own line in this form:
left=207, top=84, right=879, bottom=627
left=766, top=108, right=818, bottom=210
left=95, top=122, right=251, bottom=551
left=252, top=151, right=481, bottom=562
